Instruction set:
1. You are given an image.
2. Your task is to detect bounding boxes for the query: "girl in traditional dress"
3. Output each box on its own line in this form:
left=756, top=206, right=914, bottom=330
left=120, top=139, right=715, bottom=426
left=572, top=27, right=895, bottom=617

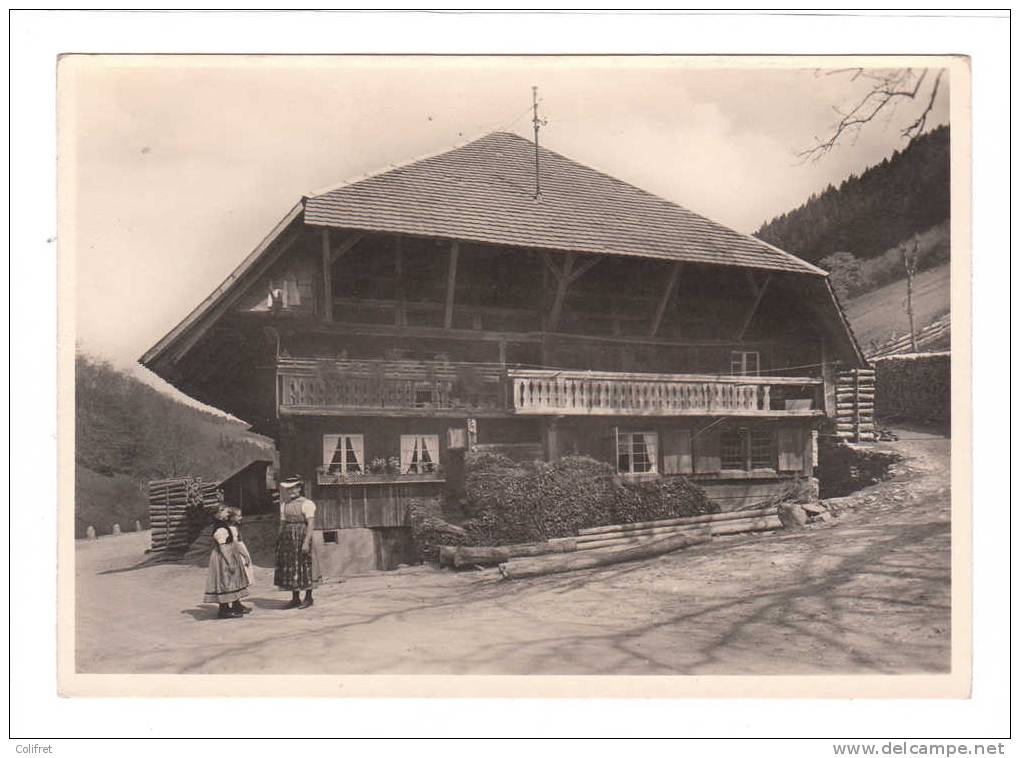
left=204, top=506, right=252, bottom=618
left=274, top=477, right=320, bottom=609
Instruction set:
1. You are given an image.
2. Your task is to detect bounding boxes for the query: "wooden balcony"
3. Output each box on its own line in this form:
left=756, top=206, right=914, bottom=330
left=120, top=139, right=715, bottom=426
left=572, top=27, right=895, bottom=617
left=277, top=358, right=507, bottom=416
left=277, top=359, right=823, bottom=418
left=508, top=369, right=823, bottom=417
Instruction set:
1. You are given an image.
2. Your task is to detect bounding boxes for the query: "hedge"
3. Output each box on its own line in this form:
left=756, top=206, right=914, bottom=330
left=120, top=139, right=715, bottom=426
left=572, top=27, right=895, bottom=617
left=461, top=453, right=716, bottom=547
left=817, top=438, right=903, bottom=498
left=873, top=351, right=951, bottom=426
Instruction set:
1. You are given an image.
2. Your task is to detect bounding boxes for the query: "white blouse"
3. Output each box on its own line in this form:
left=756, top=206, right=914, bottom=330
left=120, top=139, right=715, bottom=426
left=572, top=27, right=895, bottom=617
left=212, top=525, right=240, bottom=545
left=280, top=496, right=316, bottom=521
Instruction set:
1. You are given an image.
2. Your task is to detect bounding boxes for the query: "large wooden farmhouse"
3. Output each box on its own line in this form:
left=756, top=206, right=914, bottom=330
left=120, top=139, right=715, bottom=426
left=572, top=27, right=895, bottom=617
left=142, top=131, right=865, bottom=572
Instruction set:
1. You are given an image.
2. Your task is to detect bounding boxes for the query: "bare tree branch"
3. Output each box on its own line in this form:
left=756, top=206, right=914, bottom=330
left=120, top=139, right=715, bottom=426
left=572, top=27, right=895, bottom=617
left=901, top=69, right=944, bottom=139
left=797, top=68, right=944, bottom=163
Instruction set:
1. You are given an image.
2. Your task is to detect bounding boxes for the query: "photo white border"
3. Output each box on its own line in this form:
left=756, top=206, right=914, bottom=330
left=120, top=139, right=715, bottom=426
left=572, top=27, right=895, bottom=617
left=9, top=8, right=1011, bottom=742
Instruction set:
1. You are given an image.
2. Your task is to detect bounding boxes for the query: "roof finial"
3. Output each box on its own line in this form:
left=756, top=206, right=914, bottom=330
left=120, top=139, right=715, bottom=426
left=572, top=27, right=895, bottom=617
left=531, top=86, right=546, bottom=200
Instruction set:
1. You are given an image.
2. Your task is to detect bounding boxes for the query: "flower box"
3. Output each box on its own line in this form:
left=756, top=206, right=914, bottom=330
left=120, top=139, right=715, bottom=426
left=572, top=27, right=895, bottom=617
left=316, top=471, right=445, bottom=486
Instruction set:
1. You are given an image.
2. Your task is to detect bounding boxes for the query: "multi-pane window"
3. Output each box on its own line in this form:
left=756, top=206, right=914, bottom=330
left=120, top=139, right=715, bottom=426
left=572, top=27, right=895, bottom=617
left=730, top=350, right=760, bottom=376
left=721, top=427, right=776, bottom=471
left=323, top=434, right=364, bottom=475
left=616, top=431, right=658, bottom=474
left=400, top=434, right=440, bottom=474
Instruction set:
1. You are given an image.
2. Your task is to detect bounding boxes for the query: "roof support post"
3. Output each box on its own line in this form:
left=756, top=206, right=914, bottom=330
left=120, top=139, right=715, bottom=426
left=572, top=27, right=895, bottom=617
left=444, top=240, right=460, bottom=329
left=649, top=262, right=683, bottom=337
left=547, top=253, right=575, bottom=331
left=735, top=272, right=772, bottom=341
left=394, top=236, right=404, bottom=326
left=321, top=228, right=333, bottom=322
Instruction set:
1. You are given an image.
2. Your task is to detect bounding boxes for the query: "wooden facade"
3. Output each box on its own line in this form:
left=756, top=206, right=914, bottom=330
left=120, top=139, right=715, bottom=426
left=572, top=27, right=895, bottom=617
left=142, top=132, right=866, bottom=568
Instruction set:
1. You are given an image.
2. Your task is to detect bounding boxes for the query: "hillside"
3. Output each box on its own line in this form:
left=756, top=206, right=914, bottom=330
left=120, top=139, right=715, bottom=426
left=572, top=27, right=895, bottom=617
left=755, top=125, right=949, bottom=264
left=75, top=352, right=275, bottom=538
left=843, top=262, right=950, bottom=355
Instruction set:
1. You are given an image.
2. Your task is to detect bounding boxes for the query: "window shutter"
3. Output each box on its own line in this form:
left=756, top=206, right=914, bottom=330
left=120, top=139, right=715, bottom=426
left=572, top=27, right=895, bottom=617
left=661, top=428, right=693, bottom=474
left=693, top=428, right=722, bottom=473
left=777, top=427, right=803, bottom=472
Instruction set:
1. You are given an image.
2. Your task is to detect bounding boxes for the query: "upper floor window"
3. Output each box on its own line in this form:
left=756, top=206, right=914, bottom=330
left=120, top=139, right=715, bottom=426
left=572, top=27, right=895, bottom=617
left=616, top=431, right=658, bottom=475
left=400, top=434, right=440, bottom=474
left=323, top=434, right=364, bottom=475
left=730, top=350, right=760, bottom=377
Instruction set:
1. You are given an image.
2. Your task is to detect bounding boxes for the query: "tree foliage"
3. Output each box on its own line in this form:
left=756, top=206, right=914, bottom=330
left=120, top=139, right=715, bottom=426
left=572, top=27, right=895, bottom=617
left=75, top=351, right=273, bottom=536
left=755, top=125, right=949, bottom=264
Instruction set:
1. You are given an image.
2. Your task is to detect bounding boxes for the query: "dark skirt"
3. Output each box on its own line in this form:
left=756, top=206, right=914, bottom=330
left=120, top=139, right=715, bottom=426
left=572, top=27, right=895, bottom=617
left=274, top=521, right=320, bottom=591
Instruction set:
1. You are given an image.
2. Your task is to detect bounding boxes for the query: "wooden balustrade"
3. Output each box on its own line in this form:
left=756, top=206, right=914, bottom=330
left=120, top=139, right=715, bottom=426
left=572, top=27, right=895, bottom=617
left=508, top=369, right=819, bottom=417
left=277, top=358, right=506, bottom=414
left=277, top=359, right=821, bottom=417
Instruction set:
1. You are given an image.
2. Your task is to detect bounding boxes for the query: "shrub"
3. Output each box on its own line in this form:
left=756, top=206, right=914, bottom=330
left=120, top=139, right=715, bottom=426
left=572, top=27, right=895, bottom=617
left=817, top=439, right=903, bottom=498
left=874, top=352, right=951, bottom=426
left=462, top=453, right=716, bottom=546
left=406, top=497, right=472, bottom=564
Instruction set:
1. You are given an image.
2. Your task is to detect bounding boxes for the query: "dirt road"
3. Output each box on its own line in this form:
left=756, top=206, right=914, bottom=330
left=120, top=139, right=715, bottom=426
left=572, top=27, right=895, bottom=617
left=75, top=430, right=950, bottom=675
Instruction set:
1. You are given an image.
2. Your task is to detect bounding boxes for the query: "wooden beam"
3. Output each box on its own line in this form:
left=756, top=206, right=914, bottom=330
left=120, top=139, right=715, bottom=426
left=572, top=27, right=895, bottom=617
left=566, top=255, right=602, bottom=285
left=547, top=254, right=575, bottom=331
left=329, top=232, right=365, bottom=264
left=321, top=228, right=333, bottom=322
left=169, top=223, right=304, bottom=363
left=649, top=262, right=683, bottom=337
left=394, top=237, right=404, bottom=326
left=444, top=241, right=459, bottom=329
left=541, top=252, right=564, bottom=282
left=735, top=273, right=772, bottom=340
left=744, top=270, right=762, bottom=299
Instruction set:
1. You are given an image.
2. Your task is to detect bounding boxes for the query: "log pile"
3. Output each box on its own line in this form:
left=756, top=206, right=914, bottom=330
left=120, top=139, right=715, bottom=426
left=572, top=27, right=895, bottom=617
left=498, top=530, right=712, bottom=580
left=571, top=507, right=782, bottom=550
left=835, top=368, right=877, bottom=442
left=436, top=506, right=786, bottom=578
left=147, top=477, right=206, bottom=553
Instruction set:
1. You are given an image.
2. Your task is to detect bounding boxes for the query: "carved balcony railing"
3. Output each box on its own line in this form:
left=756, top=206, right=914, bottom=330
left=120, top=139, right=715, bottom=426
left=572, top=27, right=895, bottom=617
left=277, top=358, right=507, bottom=415
left=277, top=359, right=823, bottom=417
left=508, top=369, right=822, bottom=416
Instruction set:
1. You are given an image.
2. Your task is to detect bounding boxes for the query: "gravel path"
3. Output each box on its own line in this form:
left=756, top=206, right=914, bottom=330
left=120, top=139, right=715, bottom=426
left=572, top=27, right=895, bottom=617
left=75, top=429, right=950, bottom=675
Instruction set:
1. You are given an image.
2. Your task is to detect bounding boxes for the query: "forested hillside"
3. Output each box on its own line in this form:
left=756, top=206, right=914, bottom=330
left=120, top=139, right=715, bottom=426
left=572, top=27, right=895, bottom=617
left=755, top=125, right=949, bottom=264
left=75, top=352, right=273, bottom=537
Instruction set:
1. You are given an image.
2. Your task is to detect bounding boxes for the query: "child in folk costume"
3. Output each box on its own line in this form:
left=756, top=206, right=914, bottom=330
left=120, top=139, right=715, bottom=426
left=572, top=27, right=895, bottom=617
left=204, top=506, right=252, bottom=618
left=274, top=476, right=321, bottom=609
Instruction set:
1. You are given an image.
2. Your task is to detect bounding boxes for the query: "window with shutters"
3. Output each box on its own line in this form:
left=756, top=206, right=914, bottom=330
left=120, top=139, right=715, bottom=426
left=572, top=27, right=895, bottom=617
left=322, top=434, right=364, bottom=475
left=616, top=431, right=658, bottom=475
left=720, top=426, right=776, bottom=472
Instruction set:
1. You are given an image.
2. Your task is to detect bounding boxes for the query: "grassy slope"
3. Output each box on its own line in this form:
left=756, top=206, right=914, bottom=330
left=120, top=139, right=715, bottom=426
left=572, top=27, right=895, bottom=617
left=843, top=262, right=950, bottom=354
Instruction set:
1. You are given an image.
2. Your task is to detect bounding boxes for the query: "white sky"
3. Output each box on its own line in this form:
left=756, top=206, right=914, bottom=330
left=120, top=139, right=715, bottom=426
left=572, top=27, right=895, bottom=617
left=64, top=56, right=949, bottom=383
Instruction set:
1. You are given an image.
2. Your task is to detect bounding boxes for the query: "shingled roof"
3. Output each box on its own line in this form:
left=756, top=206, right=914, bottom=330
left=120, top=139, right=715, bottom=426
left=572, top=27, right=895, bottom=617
left=304, top=131, right=824, bottom=276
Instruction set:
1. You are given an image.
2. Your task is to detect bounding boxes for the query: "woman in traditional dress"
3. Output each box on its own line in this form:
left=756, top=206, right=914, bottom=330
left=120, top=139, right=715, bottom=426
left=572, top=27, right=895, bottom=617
left=203, top=506, right=252, bottom=618
left=274, top=476, right=320, bottom=609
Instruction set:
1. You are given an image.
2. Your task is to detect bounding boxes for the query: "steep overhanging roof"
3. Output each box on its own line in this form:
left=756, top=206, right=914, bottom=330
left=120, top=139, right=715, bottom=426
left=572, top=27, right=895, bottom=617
left=141, top=201, right=303, bottom=376
left=141, top=132, right=864, bottom=389
left=304, top=131, right=826, bottom=276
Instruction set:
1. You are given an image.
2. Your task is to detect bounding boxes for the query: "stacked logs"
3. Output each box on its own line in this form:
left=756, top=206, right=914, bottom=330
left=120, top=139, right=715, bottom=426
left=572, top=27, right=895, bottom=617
left=147, top=478, right=205, bottom=552
left=836, top=368, right=877, bottom=442
left=440, top=506, right=783, bottom=578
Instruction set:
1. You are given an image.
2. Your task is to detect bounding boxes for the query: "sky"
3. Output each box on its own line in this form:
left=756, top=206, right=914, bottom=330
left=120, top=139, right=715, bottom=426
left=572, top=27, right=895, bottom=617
left=63, top=56, right=949, bottom=397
